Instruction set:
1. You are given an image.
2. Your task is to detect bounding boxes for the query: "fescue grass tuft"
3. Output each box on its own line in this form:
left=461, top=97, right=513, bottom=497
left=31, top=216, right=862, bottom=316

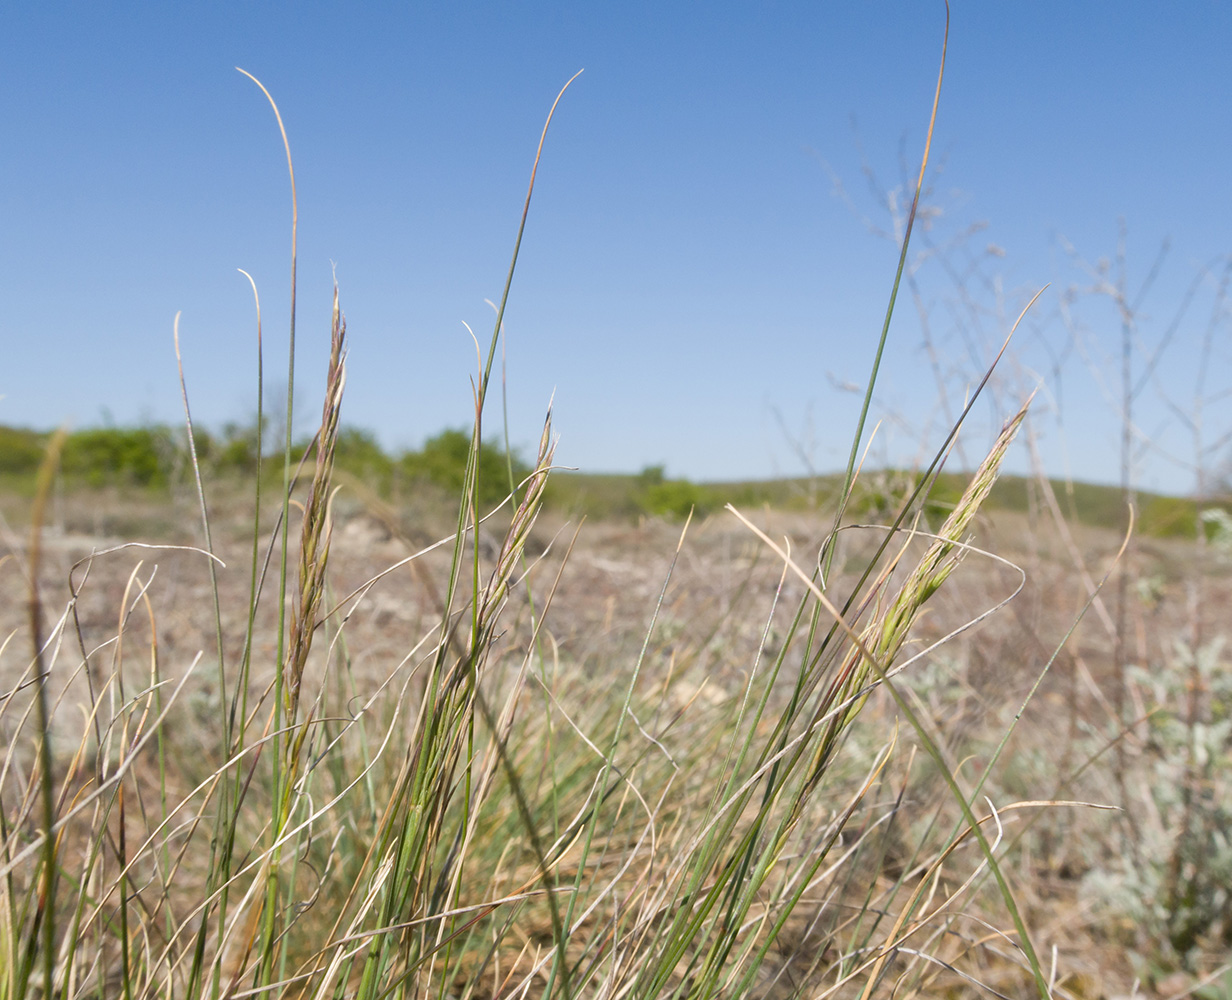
left=13, top=13, right=1213, bottom=999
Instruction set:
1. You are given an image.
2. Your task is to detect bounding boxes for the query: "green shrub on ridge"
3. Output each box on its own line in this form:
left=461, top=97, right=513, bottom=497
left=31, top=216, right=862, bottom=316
left=400, top=428, right=530, bottom=506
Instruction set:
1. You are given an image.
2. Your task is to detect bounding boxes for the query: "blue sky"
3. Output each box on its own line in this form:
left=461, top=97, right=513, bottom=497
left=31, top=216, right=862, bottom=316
left=3, top=3, right=1230, bottom=494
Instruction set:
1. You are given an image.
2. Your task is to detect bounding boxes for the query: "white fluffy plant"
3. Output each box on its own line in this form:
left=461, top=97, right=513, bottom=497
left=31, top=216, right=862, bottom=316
left=1086, top=633, right=1232, bottom=962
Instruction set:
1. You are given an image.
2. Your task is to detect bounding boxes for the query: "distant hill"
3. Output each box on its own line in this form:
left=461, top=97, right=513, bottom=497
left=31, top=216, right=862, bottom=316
left=0, top=422, right=1226, bottom=537
left=545, top=466, right=1229, bottom=539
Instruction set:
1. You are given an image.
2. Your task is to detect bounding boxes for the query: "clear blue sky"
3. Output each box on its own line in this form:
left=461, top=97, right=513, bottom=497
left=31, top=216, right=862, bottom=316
left=3, top=3, right=1230, bottom=494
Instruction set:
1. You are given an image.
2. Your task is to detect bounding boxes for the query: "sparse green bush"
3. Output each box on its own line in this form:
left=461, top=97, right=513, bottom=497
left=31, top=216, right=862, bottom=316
left=637, top=463, right=665, bottom=488
left=400, top=427, right=529, bottom=506
left=0, top=425, right=47, bottom=475
left=641, top=476, right=716, bottom=518
left=1141, top=495, right=1201, bottom=538
left=335, top=426, right=395, bottom=491
left=211, top=420, right=263, bottom=473
left=848, top=469, right=961, bottom=526
left=60, top=425, right=175, bottom=487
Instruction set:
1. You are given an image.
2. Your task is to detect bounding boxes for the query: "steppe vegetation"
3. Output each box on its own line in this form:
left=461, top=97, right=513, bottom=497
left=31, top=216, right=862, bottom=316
left=4, top=18, right=1232, bottom=1000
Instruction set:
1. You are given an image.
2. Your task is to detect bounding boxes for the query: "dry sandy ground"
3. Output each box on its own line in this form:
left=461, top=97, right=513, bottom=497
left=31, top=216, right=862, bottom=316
left=4, top=483, right=1216, bottom=721
left=2, top=484, right=1229, bottom=996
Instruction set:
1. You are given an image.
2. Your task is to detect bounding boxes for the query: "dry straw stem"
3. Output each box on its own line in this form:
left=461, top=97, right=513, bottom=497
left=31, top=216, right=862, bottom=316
left=24, top=427, right=66, bottom=1000
left=858, top=798, right=1116, bottom=997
